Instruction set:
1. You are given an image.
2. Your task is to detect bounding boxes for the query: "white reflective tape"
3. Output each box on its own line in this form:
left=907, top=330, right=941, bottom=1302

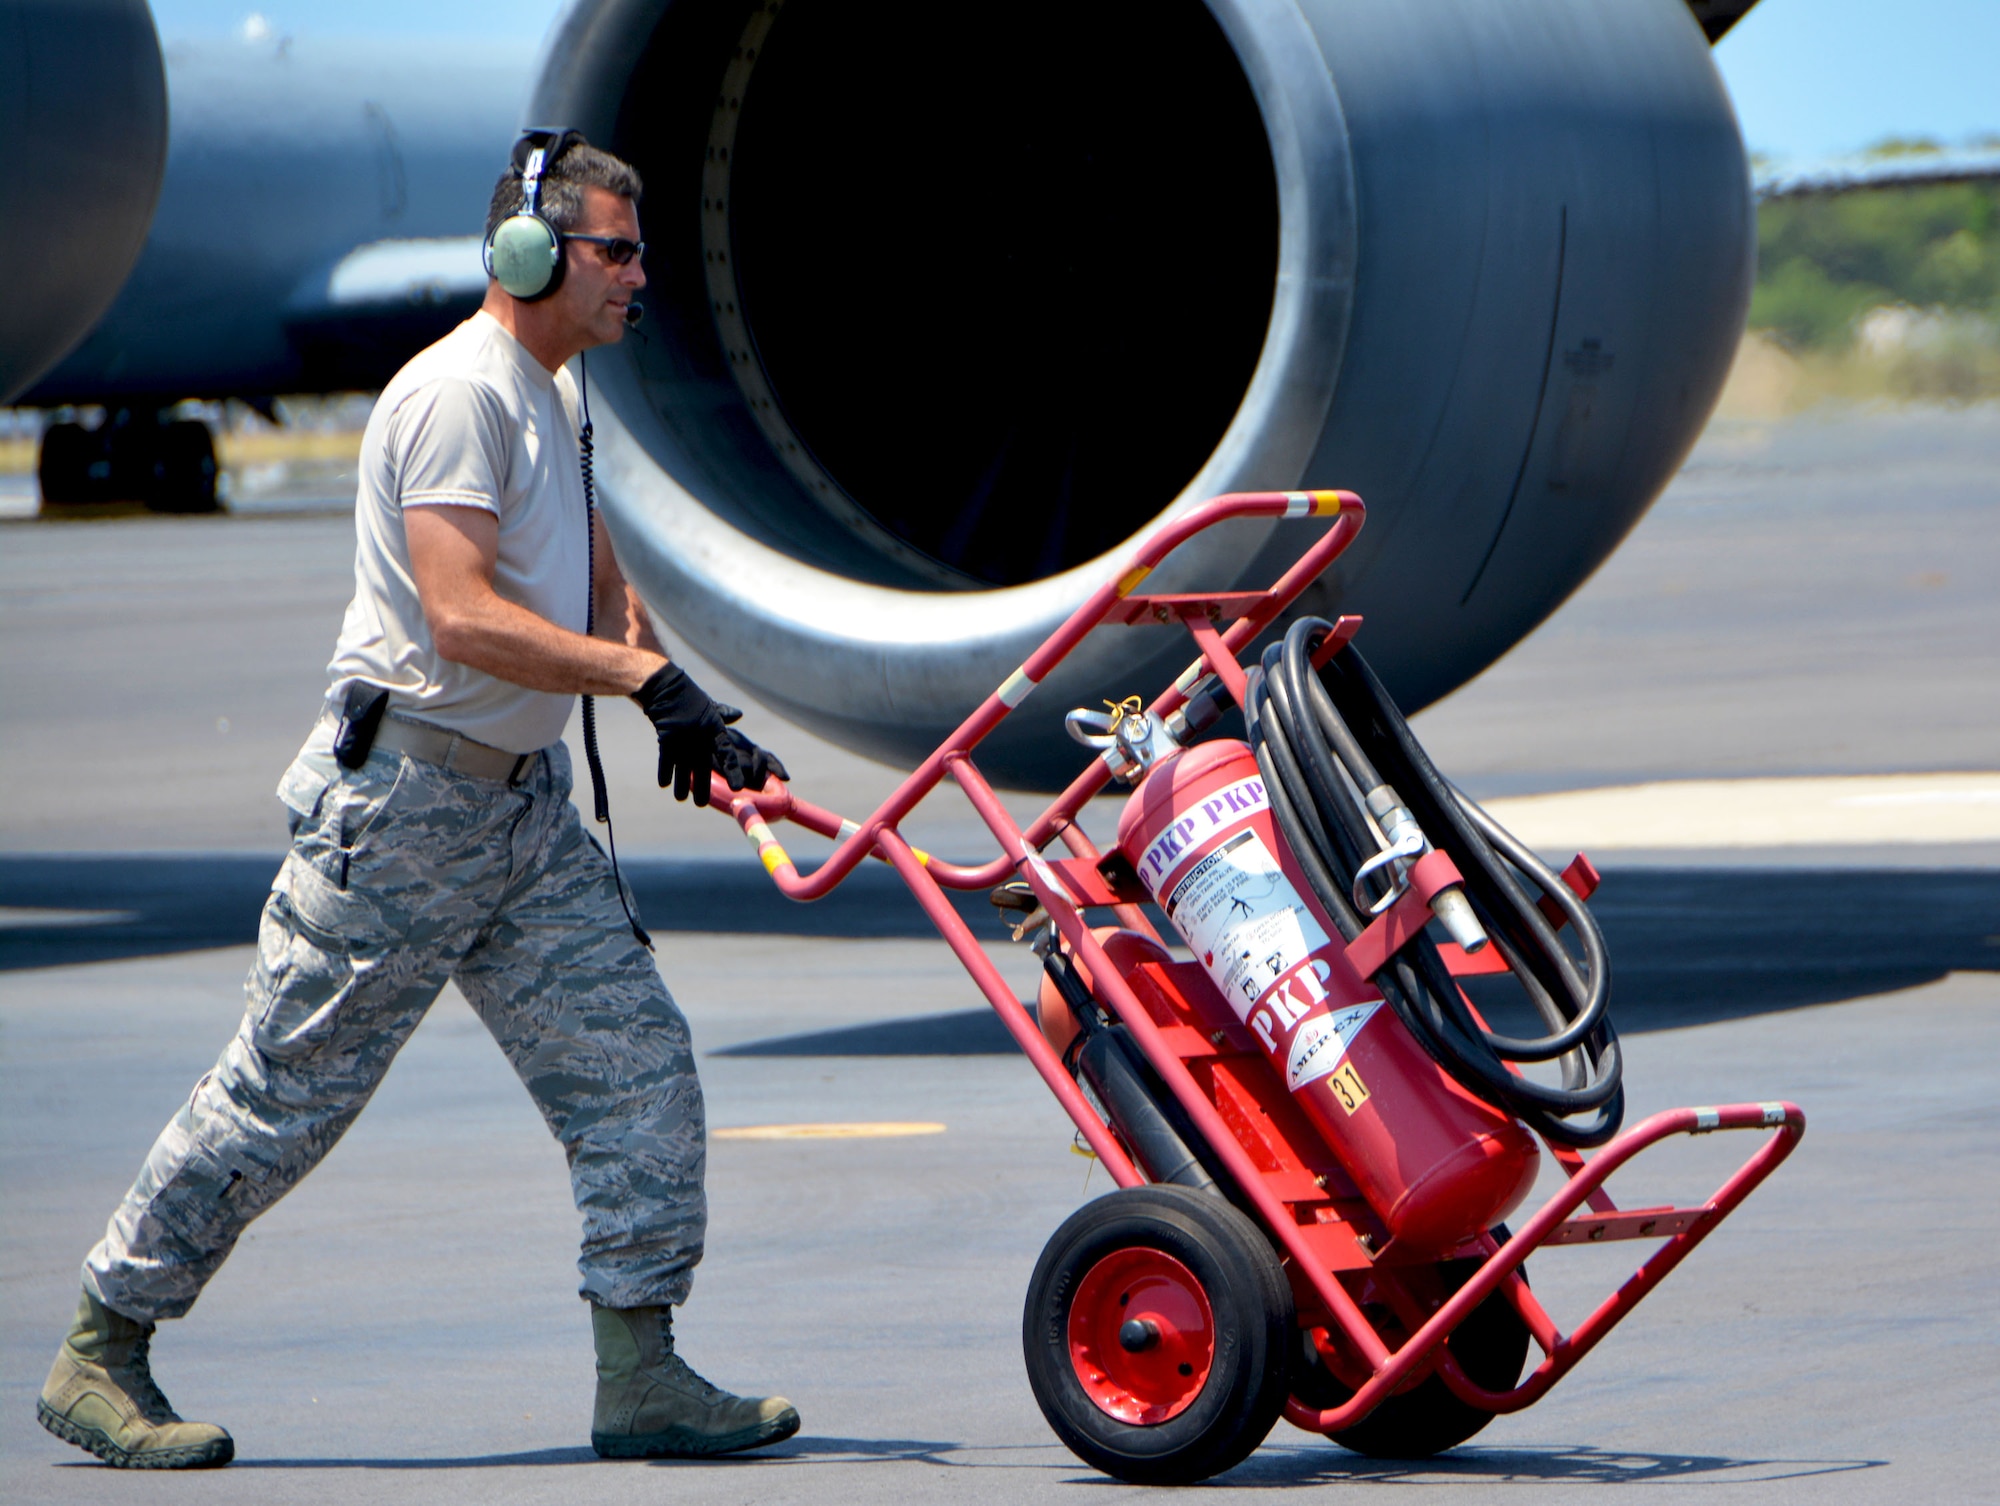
left=1023, top=852, right=1075, bottom=906
left=1284, top=491, right=1312, bottom=517
left=1692, top=1106, right=1721, bottom=1132
left=998, top=667, right=1037, bottom=708
left=1759, top=1101, right=1787, bottom=1125
left=837, top=818, right=861, bottom=840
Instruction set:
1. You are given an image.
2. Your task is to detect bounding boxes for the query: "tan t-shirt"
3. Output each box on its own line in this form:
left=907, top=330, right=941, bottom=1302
left=325, top=311, right=588, bottom=754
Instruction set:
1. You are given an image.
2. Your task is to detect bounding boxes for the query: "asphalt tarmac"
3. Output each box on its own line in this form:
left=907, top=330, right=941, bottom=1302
left=2, top=404, right=1996, bottom=1503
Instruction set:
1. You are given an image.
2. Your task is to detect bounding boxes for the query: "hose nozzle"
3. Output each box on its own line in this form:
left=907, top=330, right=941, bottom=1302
left=1358, top=785, right=1489, bottom=953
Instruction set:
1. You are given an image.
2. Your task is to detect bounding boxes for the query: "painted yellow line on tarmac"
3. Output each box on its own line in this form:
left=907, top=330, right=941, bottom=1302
left=711, top=1122, right=947, bottom=1141
left=1480, top=773, right=2000, bottom=850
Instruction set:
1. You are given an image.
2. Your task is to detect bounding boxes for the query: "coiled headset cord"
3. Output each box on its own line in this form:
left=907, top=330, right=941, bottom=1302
left=1245, top=617, right=1623, bottom=1147
left=578, top=355, right=653, bottom=950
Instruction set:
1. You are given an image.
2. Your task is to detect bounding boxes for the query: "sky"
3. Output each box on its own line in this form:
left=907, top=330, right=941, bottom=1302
left=1713, top=0, right=2000, bottom=159
left=146, top=0, right=1998, bottom=164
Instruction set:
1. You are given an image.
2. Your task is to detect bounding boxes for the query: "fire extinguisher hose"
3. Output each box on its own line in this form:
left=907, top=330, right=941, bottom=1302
left=1245, top=617, right=1626, bottom=1148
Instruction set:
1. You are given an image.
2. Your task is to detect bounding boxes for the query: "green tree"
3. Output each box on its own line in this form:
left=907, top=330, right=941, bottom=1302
left=1750, top=181, right=2000, bottom=349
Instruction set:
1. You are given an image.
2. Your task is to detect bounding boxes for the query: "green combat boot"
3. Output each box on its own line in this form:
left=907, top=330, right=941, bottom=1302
left=37, top=1289, right=234, bottom=1469
left=590, top=1305, right=799, bottom=1458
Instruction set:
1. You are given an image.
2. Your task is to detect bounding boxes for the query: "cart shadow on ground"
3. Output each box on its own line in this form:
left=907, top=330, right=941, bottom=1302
left=1213, top=1441, right=1889, bottom=1488
left=4, top=856, right=1994, bottom=1045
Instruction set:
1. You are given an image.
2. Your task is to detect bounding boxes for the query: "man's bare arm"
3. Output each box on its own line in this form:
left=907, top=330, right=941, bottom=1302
left=406, top=504, right=665, bottom=695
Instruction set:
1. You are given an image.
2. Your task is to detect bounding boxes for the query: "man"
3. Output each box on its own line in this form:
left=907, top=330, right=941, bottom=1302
left=38, top=131, right=799, bottom=1469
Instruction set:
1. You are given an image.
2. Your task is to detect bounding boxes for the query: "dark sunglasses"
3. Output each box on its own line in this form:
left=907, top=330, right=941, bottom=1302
left=568, top=233, right=645, bottom=265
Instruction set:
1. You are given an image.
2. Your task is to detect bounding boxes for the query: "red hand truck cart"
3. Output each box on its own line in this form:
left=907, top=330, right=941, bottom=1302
left=709, top=490, right=1802, bottom=1484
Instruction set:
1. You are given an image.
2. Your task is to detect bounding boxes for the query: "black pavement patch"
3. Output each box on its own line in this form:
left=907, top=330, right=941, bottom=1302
left=0, top=853, right=1003, bottom=971
left=712, top=1008, right=1022, bottom=1057
left=3, top=857, right=1995, bottom=1046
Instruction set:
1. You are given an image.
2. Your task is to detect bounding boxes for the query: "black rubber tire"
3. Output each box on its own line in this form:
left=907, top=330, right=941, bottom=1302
left=36, top=421, right=99, bottom=504
left=1290, top=1246, right=1532, bottom=1459
left=146, top=420, right=220, bottom=514
left=1023, top=1183, right=1294, bottom=1485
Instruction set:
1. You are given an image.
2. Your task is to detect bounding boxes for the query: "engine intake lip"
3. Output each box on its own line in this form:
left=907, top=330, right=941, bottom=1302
left=531, top=0, right=1356, bottom=780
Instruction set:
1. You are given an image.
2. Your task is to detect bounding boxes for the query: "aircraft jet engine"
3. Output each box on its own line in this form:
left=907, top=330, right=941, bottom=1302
left=0, top=0, right=166, bottom=402
left=530, top=0, right=1752, bottom=788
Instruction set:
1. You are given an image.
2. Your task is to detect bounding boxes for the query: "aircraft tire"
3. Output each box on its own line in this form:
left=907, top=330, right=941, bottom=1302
left=36, top=421, right=100, bottom=506
left=146, top=420, right=221, bottom=515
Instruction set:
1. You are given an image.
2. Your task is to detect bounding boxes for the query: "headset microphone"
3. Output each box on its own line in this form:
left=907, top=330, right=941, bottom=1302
left=623, top=303, right=644, bottom=327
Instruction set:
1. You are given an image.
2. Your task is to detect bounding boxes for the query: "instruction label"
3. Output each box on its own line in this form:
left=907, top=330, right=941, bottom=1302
left=1161, top=827, right=1331, bottom=1022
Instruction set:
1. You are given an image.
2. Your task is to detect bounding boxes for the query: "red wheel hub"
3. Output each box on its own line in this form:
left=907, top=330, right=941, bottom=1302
left=1067, top=1246, right=1216, bottom=1424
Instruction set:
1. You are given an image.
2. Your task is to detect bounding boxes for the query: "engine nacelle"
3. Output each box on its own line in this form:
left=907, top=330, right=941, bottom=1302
left=0, top=0, right=167, bottom=402
left=531, top=0, right=1750, bottom=788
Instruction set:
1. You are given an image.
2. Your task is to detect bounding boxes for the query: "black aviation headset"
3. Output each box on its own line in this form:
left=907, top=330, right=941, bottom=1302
left=483, top=128, right=584, bottom=301
left=485, top=128, right=648, bottom=324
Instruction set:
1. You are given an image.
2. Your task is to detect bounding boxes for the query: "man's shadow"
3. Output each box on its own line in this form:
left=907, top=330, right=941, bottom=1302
left=203, top=1433, right=963, bottom=1470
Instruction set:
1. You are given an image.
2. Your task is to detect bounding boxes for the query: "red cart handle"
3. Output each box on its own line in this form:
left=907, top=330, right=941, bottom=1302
left=713, top=490, right=1365, bottom=897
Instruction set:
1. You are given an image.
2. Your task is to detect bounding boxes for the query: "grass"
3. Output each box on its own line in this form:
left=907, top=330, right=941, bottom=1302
left=1714, top=328, right=2000, bottom=420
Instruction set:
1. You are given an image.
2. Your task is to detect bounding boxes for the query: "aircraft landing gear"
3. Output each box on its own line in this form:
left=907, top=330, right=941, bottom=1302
left=38, top=408, right=220, bottom=514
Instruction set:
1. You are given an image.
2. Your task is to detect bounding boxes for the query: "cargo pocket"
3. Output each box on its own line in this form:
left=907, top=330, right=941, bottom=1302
left=249, top=852, right=390, bottom=1062
left=151, top=1118, right=285, bottom=1246
left=276, top=756, right=333, bottom=839
left=293, top=758, right=409, bottom=890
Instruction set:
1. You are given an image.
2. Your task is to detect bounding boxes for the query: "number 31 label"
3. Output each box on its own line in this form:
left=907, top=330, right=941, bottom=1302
left=1327, top=1061, right=1370, bottom=1114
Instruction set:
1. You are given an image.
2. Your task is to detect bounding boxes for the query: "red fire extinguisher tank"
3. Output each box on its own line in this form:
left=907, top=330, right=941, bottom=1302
left=1117, top=741, right=1537, bottom=1253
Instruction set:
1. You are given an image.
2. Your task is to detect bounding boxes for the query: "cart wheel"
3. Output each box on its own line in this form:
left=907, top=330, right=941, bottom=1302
left=1290, top=1245, right=1532, bottom=1459
left=1023, top=1183, right=1294, bottom=1485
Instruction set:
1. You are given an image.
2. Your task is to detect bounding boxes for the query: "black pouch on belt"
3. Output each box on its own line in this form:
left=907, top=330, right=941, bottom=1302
left=332, top=683, right=391, bottom=770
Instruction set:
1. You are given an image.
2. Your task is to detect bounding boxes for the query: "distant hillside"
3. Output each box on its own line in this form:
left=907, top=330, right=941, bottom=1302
left=1752, top=177, right=1999, bottom=350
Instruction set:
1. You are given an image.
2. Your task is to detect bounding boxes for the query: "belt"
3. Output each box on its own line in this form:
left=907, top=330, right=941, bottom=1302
left=321, top=711, right=540, bottom=785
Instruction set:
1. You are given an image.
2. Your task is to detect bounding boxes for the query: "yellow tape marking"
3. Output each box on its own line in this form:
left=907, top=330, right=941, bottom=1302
left=743, top=813, right=791, bottom=874
left=1313, top=490, right=1344, bottom=517
left=713, top=1122, right=947, bottom=1141
left=1115, top=564, right=1152, bottom=597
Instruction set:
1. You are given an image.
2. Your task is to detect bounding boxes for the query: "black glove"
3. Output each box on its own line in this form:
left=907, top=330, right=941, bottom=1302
left=629, top=665, right=790, bottom=806
left=715, top=726, right=790, bottom=795
left=630, top=664, right=738, bottom=806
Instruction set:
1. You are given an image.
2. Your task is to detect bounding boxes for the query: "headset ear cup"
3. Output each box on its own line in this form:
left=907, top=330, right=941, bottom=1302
left=488, top=214, right=563, bottom=300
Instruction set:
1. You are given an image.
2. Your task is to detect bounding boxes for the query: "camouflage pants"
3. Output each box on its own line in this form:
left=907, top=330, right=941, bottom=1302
left=83, top=729, right=706, bottom=1323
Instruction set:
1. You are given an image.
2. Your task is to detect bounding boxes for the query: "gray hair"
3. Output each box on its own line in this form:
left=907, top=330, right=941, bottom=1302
left=484, top=137, right=643, bottom=240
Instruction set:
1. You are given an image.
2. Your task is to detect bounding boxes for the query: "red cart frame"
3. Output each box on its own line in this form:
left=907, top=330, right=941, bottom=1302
left=709, top=490, right=1803, bottom=1433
